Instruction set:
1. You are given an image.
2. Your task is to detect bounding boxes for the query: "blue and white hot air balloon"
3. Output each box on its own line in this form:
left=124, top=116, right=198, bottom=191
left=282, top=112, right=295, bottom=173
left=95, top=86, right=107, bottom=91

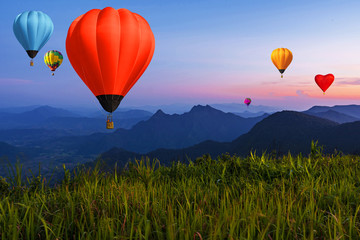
left=13, top=11, right=54, bottom=66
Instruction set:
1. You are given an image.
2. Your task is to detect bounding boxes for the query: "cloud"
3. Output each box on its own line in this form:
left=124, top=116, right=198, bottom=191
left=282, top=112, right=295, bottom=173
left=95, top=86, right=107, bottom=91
left=0, top=78, right=33, bottom=85
left=261, top=81, right=281, bottom=85
left=296, top=90, right=310, bottom=97
left=335, top=78, right=360, bottom=86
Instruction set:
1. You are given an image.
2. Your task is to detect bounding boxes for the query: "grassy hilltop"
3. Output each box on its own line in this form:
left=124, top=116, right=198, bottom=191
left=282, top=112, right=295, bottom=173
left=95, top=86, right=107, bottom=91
left=1, top=142, right=360, bottom=239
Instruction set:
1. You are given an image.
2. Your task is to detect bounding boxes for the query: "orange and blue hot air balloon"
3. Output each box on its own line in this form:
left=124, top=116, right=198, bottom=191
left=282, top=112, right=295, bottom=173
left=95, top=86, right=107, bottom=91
left=66, top=7, right=155, bottom=129
left=244, top=98, right=251, bottom=107
left=13, top=11, right=54, bottom=66
left=44, top=50, right=63, bottom=75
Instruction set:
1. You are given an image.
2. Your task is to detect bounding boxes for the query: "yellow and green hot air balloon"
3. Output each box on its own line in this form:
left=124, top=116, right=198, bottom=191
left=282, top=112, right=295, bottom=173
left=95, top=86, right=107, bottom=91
left=271, top=48, right=293, bottom=78
left=44, top=50, right=63, bottom=75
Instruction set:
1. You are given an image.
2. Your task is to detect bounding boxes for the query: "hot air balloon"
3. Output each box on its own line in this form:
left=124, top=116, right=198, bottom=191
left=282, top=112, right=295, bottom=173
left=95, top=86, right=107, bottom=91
left=244, top=98, right=251, bottom=107
left=66, top=7, right=155, bottom=129
left=13, top=11, right=54, bottom=66
left=271, top=48, right=293, bottom=78
left=315, top=74, right=334, bottom=94
left=44, top=50, right=63, bottom=75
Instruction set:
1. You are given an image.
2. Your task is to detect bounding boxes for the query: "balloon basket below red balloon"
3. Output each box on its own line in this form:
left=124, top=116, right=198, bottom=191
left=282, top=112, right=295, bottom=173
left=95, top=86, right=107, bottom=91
left=106, top=121, right=114, bottom=129
left=106, top=114, right=114, bottom=129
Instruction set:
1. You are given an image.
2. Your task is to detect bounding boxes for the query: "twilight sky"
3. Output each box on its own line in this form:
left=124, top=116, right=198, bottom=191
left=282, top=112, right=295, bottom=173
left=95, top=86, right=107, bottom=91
left=2, top=0, right=360, bottom=111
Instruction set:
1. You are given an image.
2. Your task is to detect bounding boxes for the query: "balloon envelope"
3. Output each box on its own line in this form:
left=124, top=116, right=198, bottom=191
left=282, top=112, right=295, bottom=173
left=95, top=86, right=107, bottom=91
left=271, top=48, right=293, bottom=77
left=315, top=74, right=334, bottom=93
left=13, top=11, right=54, bottom=59
left=44, top=50, right=63, bottom=72
left=66, top=7, right=155, bottom=113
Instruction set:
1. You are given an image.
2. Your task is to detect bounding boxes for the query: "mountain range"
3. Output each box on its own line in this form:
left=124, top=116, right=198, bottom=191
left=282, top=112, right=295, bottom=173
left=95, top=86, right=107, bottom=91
left=95, top=109, right=360, bottom=169
left=1, top=103, right=360, bottom=177
left=0, top=106, right=153, bottom=145
left=35, top=105, right=269, bottom=155
left=302, top=104, right=360, bottom=124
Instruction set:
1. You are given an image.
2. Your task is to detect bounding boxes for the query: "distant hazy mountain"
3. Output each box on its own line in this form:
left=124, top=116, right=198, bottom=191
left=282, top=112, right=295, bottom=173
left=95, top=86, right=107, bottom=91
left=303, top=110, right=359, bottom=124
left=0, top=106, right=79, bottom=129
left=0, top=105, right=41, bottom=114
left=119, top=104, right=194, bottom=114
left=0, top=106, right=152, bottom=135
left=210, top=103, right=281, bottom=114
left=22, top=105, right=79, bottom=119
left=122, top=103, right=280, bottom=115
left=39, top=105, right=268, bottom=155
left=232, top=111, right=270, bottom=118
left=305, top=105, right=360, bottom=119
left=90, top=109, right=153, bottom=119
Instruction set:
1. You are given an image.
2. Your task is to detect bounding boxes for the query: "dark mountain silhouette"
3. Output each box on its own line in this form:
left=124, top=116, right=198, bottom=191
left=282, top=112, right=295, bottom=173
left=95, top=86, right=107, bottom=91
left=112, top=105, right=268, bottom=151
left=0, top=129, right=79, bottom=146
left=38, top=105, right=268, bottom=155
left=94, top=111, right=360, bottom=169
left=3, top=104, right=360, bottom=180
left=321, top=121, right=360, bottom=154
left=228, top=111, right=339, bottom=155
left=0, top=141, right=23, bottom=160
left=0, top=141, right=40, bottom=174
left=0, top=140, right=68, bottom=179
left=89, top=140, right=232, bottom=170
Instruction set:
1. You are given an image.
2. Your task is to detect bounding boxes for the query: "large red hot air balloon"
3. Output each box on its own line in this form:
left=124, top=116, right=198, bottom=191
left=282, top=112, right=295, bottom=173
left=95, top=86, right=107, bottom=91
left=315, top=74, right=334, bottom=94
left=66, top=7, right=155, bottom=129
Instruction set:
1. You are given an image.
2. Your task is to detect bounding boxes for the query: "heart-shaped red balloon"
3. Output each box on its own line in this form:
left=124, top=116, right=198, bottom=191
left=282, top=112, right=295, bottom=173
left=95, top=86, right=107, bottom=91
left=315, top=74, right=334, bottom=93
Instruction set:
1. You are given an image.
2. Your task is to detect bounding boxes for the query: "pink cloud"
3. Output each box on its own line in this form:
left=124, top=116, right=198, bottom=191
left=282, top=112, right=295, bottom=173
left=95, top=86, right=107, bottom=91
left=296, top=90, right=310, bottom=97
left=261, top=81, right=281, bottom=85
left=335, top=77, right=360, bottom=86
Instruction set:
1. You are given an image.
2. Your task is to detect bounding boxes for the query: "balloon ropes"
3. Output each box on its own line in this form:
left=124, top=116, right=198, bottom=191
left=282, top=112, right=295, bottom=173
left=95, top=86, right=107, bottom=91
left=13, top=11, right=54, bottom=66
left=66, top=7, right=155, bottom=129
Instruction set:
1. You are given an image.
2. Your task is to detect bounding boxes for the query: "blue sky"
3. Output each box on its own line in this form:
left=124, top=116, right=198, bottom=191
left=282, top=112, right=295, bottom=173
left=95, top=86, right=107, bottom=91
left=2, top=0, right=360, bottom=111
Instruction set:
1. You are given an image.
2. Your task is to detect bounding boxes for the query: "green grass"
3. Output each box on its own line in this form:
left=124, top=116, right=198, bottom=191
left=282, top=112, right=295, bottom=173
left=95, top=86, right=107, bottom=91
left=1, top=142, right=360, bottom=239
